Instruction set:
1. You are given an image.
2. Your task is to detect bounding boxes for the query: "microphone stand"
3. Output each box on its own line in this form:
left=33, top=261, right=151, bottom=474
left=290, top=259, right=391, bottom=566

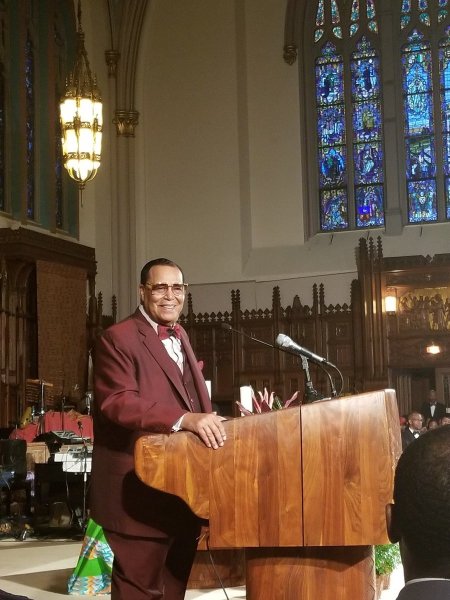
left=77, top=420, right=89, bottom=531
left=37, top=380, right=46, bottom=436
left=61, top=395, right=66, bottom=430
left=301, top=356, right=324, bottom=403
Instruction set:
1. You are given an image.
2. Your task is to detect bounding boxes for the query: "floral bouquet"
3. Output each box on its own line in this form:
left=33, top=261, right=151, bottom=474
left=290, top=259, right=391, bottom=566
left=236, top=387, right=300, bottom=415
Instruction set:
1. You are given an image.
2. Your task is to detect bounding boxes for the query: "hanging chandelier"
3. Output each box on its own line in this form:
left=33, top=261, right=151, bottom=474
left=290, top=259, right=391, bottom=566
left=60, top=0, right=102, bottom=190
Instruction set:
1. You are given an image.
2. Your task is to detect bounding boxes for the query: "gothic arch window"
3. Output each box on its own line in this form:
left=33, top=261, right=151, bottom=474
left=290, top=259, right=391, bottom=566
left=0, top=5, right=6, bottom=214
left=400, top=1, right=450, bottom=223
left=25, top=28, right=36, bottom=221
left=293, top=0, right=450, bottom=235
left=55, top=108, right=64, bottom=229
left=0, top=60, right=5, bottom=214
left=305, top=0, right=384, bottom=233
left=0, top=2, right=78, bottom=235
left=54, top=19, right=65, bottom=231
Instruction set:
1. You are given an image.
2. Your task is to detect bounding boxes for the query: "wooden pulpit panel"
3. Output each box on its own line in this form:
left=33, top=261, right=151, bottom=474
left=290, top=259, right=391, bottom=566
left=245, top=546, right=375, bottom=600
left=135, top=407, right=303, bottom=548
left=135, top=390, right=400, bottom=600
left=135, top=430, right=211, bottom=519
left=302, top=389, right=401, bottom=547
left=209, top=407, right=303, bottom=548
left=135, top=389, right=400, bottom=549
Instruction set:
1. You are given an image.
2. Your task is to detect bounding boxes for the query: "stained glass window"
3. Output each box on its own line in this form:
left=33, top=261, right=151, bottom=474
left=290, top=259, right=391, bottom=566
left=306, top=0, right=450, bottom=233
left=315, top=0, right=325, bottom=42
left=350, top=0, right=359, bottom=36
left=331, top=0, right=343, bottom=38
left=0, top=2, right=79, bottom=234
left=0, top=62, right=4, bottom=213
left=439, top=27, right=450, bottom=217
left=367, top=0, right=378, bottom=32
left=314, top=1, right=383, bottom=231
left=315, top=0, right=342, bottom=42
left=55, top=109, right=64, bottom=229
left=25, top=30, right=35, bottom=220
left=439, top=9, right=449, bottom=23
left=401, top=0, right=412, bottom=29
left=351, top=37, right=384, bottom=227
left=402, top=29, right=437, bottom=222
left=316, top=42, right=348, bottom=230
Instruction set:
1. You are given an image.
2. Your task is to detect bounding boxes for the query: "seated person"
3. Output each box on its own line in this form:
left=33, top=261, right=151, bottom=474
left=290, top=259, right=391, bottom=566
left=439, top=415, right=450, bottom=426
left=401, top=412, right=423, bottom=450
left=426, top=418, right=439, bottom=430
left=386, top=425, right=450, bottom=599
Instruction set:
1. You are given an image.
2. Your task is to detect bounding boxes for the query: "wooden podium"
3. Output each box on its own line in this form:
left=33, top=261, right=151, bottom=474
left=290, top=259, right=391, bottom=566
left=135, top=389, right=401, bottom=599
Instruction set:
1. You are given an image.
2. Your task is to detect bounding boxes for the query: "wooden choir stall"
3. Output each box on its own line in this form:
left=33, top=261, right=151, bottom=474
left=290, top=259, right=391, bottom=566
left=135, top=389, right=401, bottom=600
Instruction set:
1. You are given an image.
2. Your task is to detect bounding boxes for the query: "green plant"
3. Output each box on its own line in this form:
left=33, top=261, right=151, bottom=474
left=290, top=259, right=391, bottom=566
left=375, top=543, right=401, bottom=575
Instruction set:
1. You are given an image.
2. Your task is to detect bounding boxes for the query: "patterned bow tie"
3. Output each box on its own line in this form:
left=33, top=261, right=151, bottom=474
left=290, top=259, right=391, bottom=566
left=157, top=324, right=181, bottom=340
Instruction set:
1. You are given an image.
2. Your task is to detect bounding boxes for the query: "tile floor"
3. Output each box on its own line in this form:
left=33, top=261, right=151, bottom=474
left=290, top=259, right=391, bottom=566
left=0, top=538, right=403, bottom=600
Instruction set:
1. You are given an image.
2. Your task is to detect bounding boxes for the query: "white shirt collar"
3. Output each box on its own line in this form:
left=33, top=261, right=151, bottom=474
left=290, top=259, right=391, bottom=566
left=406, top=578, right=450, bottom=585
left=138, top=305, right=159, bottom=332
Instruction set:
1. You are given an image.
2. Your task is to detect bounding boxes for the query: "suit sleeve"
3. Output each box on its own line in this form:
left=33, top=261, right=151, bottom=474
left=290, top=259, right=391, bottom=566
left=94, top=328, right=187, bottom=434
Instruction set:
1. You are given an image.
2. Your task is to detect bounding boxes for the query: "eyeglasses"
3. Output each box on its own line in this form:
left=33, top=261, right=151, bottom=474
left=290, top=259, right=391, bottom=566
left=144, top=282, right=188, bottom=297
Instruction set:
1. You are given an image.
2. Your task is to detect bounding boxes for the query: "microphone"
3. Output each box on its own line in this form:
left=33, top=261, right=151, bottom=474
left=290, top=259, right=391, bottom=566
left=223, top=323, right=343, bottom=398
left=275, top=333, right=331, bottom=366
left=221, top=322, right=277, bottom=350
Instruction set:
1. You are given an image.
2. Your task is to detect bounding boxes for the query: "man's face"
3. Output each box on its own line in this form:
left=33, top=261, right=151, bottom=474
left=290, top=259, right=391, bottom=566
left=408, top=414, right=423, bottom=431
left=428, top=390, right=437, bottom=404
left=139, top=265, right=185, bottom=325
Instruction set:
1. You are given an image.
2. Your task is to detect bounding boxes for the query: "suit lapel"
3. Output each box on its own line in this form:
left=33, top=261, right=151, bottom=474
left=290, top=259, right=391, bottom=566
left=180, top=329, right=212, bottom=412
left=132, top=311, right=192, bottom=411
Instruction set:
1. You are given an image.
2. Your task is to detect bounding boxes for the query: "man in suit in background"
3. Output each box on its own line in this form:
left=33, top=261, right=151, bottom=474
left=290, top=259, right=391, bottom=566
left=90, top=258, right=226, bottom=600
left=401, top=412, right=423, bottom=451
left=386, top=425, right=450, bottom=599
left=420, top=388, right=446, bottom=422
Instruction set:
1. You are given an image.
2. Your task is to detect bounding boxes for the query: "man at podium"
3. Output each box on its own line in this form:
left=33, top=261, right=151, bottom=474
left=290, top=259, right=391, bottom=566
left=90, top=258, right=226, bottom=600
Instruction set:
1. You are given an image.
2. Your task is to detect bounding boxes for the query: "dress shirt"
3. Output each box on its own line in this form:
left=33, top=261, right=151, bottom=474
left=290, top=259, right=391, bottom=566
left=138, top=304, right=186, bottom=431
left=138, top=305, right=184, bottom=372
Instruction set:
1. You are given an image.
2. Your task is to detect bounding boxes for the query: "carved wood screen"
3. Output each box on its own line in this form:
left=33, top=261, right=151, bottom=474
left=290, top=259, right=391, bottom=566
left=3, top=231, right=449, bottom=426
left=181, top=237, right=450, bottom=417
left=181, top=286, right=356, bottom=416
left=0, top=228, right=96, bottom=429
left=356, top=237, right=450, bottom=417
left=36, top=260, right=87, bottom=400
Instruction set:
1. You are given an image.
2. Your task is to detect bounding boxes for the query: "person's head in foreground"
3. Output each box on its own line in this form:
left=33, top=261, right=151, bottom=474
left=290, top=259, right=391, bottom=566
left=386, top=425, right=450, bottom=582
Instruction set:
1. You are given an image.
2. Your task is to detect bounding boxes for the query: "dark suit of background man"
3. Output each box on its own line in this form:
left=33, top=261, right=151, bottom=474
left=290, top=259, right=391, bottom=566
left=90, top=258, right=227, bottom=600
left=387, top=425, right=450, bottom=599
left=420, top=388, right=446, bottom=422
left=401, top=412, right=423, bottom=451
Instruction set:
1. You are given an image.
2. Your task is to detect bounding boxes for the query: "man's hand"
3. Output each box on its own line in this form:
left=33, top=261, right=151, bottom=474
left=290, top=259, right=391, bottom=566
left=181, top=412, right=227, bottom=449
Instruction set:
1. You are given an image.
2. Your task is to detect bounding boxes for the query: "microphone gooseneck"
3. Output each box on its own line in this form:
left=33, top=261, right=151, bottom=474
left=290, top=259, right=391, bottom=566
left=221, top=322, right=278, bottom=350
left=275, top=333, right=330, bottom=366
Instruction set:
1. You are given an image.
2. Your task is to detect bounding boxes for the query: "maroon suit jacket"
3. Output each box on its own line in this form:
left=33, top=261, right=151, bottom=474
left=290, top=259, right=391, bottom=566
left=90, top=308, right=212, bottom=537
